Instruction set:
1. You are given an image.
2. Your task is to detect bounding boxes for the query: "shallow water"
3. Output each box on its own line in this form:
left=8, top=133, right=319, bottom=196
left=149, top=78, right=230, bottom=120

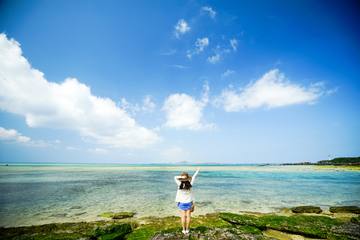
left=0, top=164, right=359, bottom=227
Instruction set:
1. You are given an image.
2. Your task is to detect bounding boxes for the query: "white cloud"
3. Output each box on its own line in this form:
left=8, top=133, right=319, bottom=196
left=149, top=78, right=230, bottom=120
left=215, top=69, right=325, bottom=112
left=0, top=126, right=51, bottom=147
left=201, top=6, right=216, bottom=19
left=162, top=83, right=213, bottom=130
left=221, top=69, right=235, bottom=78
left=230, top=38, right=238, bottom=51
left=207, top=53, right=221, bottom=64
left=187, top=37, right=209, bottom=59
left=206, top=38, right=237, bottom=64
left=142, top=95, right=156, bottom=112
left=0, top=127, right=31, bottom=143
left=195, top=38, right=209, bottom=52
left=119, top=95, right=156, bottom=114
left=174, top=19, right=190, bottom=38
left=0, top=33, right=159, bottom=148
left=169, top=64, right=188, bottom=69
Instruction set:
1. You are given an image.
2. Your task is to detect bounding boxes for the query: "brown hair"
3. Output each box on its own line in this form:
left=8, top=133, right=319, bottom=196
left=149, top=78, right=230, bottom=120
left=179, top=172, right=192, bottom=190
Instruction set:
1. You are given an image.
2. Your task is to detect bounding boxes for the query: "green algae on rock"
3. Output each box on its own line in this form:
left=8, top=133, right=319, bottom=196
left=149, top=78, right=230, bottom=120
left=151, top=226, right=270, bottom=240
left=219, top=212, right=360, bottom=239
left=351, top=216, right=360, bottom=224
left=330, top=206, right=360, bottom=214
left=126, top=213, right=232, bottom=240
left=290, top=205, right=322, bottom=214
left=94, top=223, right=133, bottom=240
left=1, top=211, right=359, bottom=240
left=99, top=212, right=136, bottom=219
left=0, top=221, right=133, bottom=240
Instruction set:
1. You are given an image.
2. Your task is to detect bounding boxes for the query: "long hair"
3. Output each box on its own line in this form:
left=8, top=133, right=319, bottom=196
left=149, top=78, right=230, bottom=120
left=179, top=180, right=192, bottom=190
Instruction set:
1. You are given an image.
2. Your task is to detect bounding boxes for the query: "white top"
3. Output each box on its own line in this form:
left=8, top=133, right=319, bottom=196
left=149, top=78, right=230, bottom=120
left=174, top=169, right=199, bottom=203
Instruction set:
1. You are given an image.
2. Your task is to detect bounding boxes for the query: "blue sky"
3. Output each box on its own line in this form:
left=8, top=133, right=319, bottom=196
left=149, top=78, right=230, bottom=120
left=0, top=0, right=359, bottom=163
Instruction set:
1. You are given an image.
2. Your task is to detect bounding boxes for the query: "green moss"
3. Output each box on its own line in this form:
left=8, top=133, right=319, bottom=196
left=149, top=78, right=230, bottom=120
left=0, top=221, right=133, bottom=240
left=99, top=212, right=115, bottom=218
left=290, top=205, right=322, bottom=213
left=192, top=225, right=209, bottom=233
left=126, top=226, right=158, bottom=240
left=235, top=225, right=262, bottom=234
left=126, top=213, right=231, bottom=240
left=330, top=206, right=360, bottom=214
left=220, top=212, right=343, bottom=238
left=99, top=212, right=135, bottom=219
left=2, top=212, right=356, bottom=240
left=350, top=216, right=360, bottom=224
left=94, top=223, right=132, bottom=239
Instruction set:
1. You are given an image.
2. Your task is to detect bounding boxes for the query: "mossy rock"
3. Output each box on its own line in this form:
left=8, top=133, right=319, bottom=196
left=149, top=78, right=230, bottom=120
left=351, top=216, right=360, bottom=224
left=0, top=221, right=131, bottom=240
left=330, top=206, right=360, bottom=214
left=235, top=225, right=262, bottom=234
left=291, top=205, right=322, bottom=214
left=151, top=226, right=269, bottom=240
left=219, top=212, right=343, bottom=239
left=126, top=213, right=231, bottom=240
left=94, top=223, right=132, bottom=235
left=99, top=211, right=135, bottom=219
left=94, top=223, right=132, bottom=240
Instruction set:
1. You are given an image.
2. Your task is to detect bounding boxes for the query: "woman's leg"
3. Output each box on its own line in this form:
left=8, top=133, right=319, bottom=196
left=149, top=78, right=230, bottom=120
left=185, top=210, right=191, bottom=230
left=179, top=210, right=186, bottom=231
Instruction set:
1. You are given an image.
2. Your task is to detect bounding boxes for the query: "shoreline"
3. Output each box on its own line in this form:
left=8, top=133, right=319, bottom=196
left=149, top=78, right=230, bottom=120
left=1, top=164, right=359, bottom=172
left=1, top=206, right=359, bottom=240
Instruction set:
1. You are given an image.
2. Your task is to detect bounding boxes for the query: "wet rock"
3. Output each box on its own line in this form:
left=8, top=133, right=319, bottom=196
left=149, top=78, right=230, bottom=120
left=70, top=205, right=82, bottom=209
left=290, top=206, right=322, bottom=214
left=330, top=222, right=360, bottom=239
left=329, top=206, right=360, bottom=214
left=49, top=213, right=67, bottom=217
left=99, top=211, right=135, bottom=219
left=263, top=229, right=307, bottom=240
left=74, top=212, right=87, bottom=216
left=195, top=201, right=212, bottom=207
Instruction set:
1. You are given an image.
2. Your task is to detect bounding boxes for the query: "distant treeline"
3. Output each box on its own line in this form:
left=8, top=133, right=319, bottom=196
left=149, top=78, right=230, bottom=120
left=317, top=157, right=360, bottom=165
left=282, top=157, right=360, bottom=166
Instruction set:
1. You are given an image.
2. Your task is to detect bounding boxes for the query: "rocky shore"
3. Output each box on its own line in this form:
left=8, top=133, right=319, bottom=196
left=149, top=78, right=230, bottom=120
left=1, top=205, right=360, bottom=240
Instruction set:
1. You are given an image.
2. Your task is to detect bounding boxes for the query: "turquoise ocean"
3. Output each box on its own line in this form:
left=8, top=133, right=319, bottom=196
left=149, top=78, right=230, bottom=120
left=0, top=164, right=359, bottom=227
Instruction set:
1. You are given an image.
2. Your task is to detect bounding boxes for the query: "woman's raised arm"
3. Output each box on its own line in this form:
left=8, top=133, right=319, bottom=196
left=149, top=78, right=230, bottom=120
left=191, top=168, right=200, bottom=185
left=174, top=176, right=181, bottom=186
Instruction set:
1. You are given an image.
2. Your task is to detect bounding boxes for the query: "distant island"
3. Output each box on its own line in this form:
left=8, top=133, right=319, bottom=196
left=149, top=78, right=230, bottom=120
left=282, top=156, right=360, bottom=166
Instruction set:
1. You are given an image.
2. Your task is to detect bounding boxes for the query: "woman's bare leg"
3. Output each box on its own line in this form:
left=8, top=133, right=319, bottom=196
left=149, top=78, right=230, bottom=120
left=185, top=210, right=191, bottom=230
left=179, top=210, right=186, bottom=231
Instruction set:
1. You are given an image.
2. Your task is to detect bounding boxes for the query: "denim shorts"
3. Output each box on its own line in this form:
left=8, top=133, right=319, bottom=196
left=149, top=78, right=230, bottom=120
left=177, top=202, right=192, bottom=211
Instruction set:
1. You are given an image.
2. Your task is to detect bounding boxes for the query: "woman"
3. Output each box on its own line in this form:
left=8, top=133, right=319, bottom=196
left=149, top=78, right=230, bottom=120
left=174, top=168, right=200, bottom=234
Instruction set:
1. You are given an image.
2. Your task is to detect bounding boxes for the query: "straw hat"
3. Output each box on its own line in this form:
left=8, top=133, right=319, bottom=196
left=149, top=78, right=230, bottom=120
left=177, top=172, right=192, bottom=181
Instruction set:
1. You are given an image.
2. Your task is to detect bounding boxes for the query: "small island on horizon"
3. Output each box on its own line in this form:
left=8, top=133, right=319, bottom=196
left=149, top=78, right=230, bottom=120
left=281, top=156, right=360, bottom=166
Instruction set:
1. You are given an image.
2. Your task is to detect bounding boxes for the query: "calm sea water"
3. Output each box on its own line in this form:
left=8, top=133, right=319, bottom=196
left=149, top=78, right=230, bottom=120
left=0, top=164, right=359, bottom=227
